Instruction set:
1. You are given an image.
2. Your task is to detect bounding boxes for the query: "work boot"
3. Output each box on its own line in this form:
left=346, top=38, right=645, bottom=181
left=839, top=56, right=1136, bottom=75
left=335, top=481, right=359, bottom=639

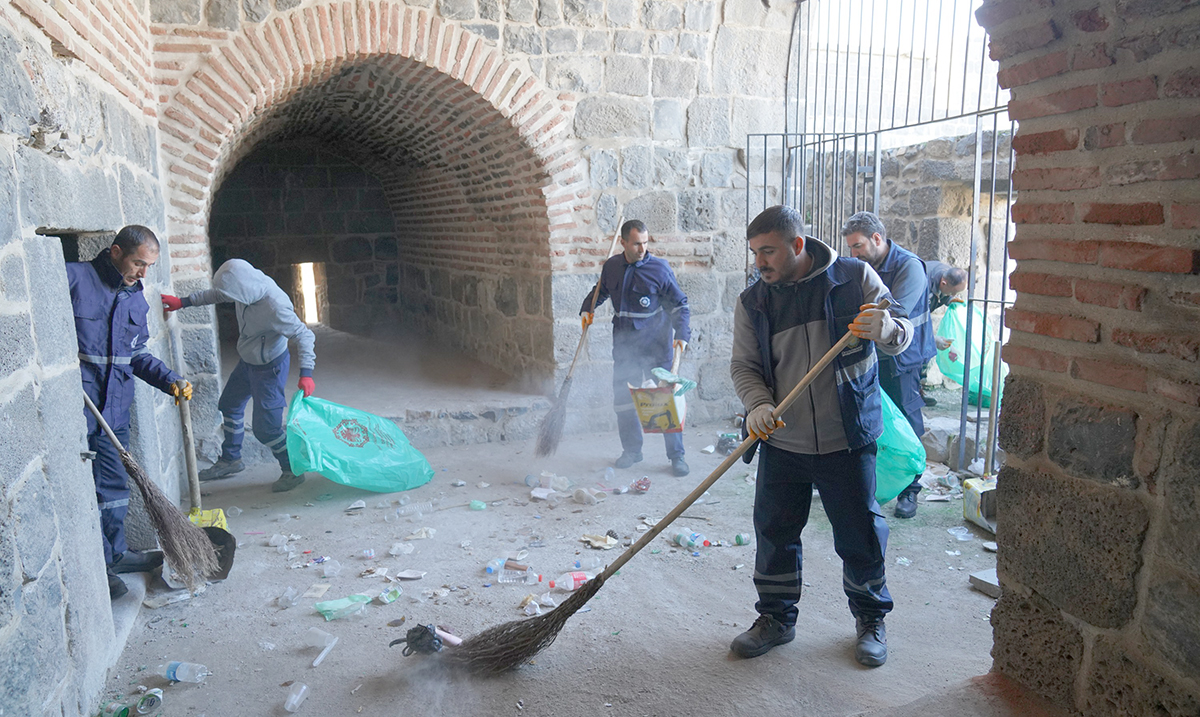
left=894, top=485, right=920, bottom=519
left=614, top=451, right=643, bottom=469
left=855, top=616, right=888, bottom=666
left=199, top=459, right=244, bottom=482
left=271, top=471, right=305, bottom=493
left=671, top=457, right=690, bottom=477
left=108, top=569, right=128, bottom=600
left=111, top=549, right=164, bottom=574
left=730, top=614, right=795, bottom=658
left=922, top=395, right=937, bottom=407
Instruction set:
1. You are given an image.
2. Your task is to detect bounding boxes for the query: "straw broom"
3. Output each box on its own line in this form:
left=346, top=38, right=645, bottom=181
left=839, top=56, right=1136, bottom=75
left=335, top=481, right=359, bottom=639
left=83, top=392, right=219, bottom=592
left=535, top=219, right=625, bottom=457
left=446, top=301, right=890, bottom=673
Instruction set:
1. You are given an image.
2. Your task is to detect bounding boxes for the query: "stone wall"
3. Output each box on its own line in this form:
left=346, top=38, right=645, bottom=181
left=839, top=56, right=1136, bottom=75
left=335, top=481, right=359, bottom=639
left=978, top=0, right=1200, bottom=713
left=0, top=4, right=182, bottom=714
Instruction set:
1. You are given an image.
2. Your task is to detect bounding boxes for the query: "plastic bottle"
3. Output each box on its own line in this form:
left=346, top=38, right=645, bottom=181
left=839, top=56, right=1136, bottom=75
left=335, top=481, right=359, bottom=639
left=572, top=556, right=603, bottom=570
left=603, top=467, right=616, bottom=483
left=396, top=501, right=434, bottom=516
left=484, top=558, right=506, bottom=575
left=672, top=532, right=710, bottom=549
left=549, top=570, right=595, bottom=592
left=157, top=661, right=210, bottom=683
left=734, top=533, right=753, bottom=546
left=283, top=682, right=309, bottom=712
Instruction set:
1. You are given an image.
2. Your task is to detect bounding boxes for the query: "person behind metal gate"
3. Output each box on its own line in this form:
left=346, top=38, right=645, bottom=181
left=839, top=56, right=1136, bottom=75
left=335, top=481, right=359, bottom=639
left=161, top=259, right=315, bottom=493
left=730, top=205, right=912, bottom=667
left=67, top=225, right=193, bottom=599
left=922, top=259, right=968, bottom=405
left=580, top=219, right=692, bottom=477
left=843, top=211, right=937, bottom=520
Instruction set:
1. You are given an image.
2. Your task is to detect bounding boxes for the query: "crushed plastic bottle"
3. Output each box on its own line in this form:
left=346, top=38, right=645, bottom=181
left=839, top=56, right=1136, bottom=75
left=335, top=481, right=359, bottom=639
left=572, top=556, right=603, bottom=570
left=157, top=661, right=211, bottom=683
left=549, top=570, right=595, bottom=592
left=484, top=558, right=506, bottom=575
left=672, top=532, right=710, bottom=549
left=388, top=542, right=414, bottom=556
left=497, top=559, right=542, bottom=584
left=396, top=501, right=434, bottom=517
left=283, top=682, right=309, bottom=712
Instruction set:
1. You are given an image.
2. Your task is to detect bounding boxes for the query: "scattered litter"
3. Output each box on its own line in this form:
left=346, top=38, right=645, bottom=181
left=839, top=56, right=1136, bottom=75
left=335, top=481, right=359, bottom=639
left=259, top=641, right=276, bottom=651
left=631, top=476, right=651, bottom=493
left=362, top=548, right=375, bottom=560
left=344, top=500, right=367, bottom=513
left=530, top=487, right=557, bottom=501
left=275, top=586, right=301, bottom=608
left=947, top=526, right=973, bottom=541
left=452, top=480, right=466, bottom=487
left=896, top=557, right=912, bottom=566
left=478, top=482, right=490, bottom=488
left=302, top=583, right=332, bottom=599
left=268, top=534, right=289, bottom=547
left=945, top=550, right=961, bottom=556
left=284, top=682, right=309, bottom=712
left=360, top=567, right=389, bottom=578
left=925, top=494, right=952, bottom=502
left=469, top=500, right=487, bottom=511
left=405, top=528, right=436, bottom=540
left=226, top=506, right=243, bottom=517
left=274, top=513, right=293, bottom=523
left=305, top=627, right=339, bottom=667
left=983, top=541, right=998, bottom=553
left=321, top=560, right=343, bottom=578
left=375, top=586, right=403, bottom=604
left=376, top=501, right=391, bottom=509
left=743, top=473, right=756, bottom=485
left=572, top=488, right=607, bottom=505
left=314, top=594, right=370, bottom=621
left=538, top=592, right=557, bottom=607
left=734, top=533, right=753, bottom=546
left=389, top=542, right=415, bottom=556
left=394, top=570, right=426, bottom=580
left=733, top=564, right=745, bottom=570
left=701, top=445, right=716, bottom=454
left=582, top=534, right=619, bottom=550
left=969, top=568, right=1002, bottom=598
left=143, top=589, right=193, bottom=609
left=459, top=540, right=472, bottom=549
left=387, top=618, right=407, bottom=627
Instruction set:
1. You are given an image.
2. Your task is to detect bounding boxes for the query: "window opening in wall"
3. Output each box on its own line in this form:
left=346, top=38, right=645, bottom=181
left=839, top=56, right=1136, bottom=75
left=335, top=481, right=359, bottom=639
left=292, top=262, right=327, bottom=326
left=747, top=0, right=1016, bottom=472
left=299, top=262, right=319, bottom=324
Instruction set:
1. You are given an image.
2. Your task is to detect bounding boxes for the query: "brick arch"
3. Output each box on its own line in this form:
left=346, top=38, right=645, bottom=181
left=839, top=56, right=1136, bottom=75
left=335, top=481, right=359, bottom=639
left=157, top=3, right=588, bottom=284
left=154, top=1, right=590, bottom=383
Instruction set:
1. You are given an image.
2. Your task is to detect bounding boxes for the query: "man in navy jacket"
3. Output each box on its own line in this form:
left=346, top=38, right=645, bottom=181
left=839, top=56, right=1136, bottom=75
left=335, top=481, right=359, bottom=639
left=68, top=226, right=191, bottom=599
left=843, top=212, right=938, bottom=519
left=580, top=220, right=691, bottom=476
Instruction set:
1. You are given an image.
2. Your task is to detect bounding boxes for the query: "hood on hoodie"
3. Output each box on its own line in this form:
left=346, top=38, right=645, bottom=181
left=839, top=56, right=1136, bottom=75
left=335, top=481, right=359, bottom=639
left=213, top=259, right=272, bottom=305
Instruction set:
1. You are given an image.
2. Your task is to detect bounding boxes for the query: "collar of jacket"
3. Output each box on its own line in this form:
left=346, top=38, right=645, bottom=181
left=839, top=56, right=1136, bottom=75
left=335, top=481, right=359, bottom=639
left=92, top=248, right=141, bottom=292
left=874, top=239, right=908, bottom=274
left=622, top=252, right=654, bottom=268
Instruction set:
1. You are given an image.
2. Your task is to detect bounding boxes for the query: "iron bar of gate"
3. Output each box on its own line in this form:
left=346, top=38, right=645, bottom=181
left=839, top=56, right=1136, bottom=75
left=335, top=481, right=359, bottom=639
left=958, top=115, right=984, bottom=471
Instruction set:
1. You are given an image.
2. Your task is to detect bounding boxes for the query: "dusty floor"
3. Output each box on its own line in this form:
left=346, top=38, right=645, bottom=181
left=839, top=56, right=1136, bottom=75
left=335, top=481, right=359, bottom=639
left=103, top=423, right=997, bottom=717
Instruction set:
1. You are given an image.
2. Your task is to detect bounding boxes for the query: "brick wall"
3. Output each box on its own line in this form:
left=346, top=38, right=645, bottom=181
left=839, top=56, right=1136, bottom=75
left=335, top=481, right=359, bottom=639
left=978, top=0, right=1200, bottom=713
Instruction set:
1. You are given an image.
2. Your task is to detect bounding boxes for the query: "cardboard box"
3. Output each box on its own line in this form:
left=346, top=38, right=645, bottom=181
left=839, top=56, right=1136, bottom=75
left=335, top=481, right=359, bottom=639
left=963, top=477, right=997, bottom=534
left=630, top=384, right=686, bottom=434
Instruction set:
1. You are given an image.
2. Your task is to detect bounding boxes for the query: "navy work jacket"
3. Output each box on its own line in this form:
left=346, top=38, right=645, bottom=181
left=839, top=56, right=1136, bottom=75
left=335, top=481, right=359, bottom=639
left=872, top=240, right=936, bottom=375
left=67, top=249, right=180, bottom=432
left=581, top=252, right=691, bottom=358
left=740, top=256, right=885, bottom=453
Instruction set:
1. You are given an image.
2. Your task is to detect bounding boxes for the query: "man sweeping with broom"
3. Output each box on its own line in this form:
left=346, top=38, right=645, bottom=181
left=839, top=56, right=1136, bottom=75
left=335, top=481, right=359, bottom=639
left=730, top=206, right=912, bottom=667
left=580, top=219, right=691, bottom=477
left=162, top=259, right=315, bottom=493
left=68, top=226, right=192, bottom=599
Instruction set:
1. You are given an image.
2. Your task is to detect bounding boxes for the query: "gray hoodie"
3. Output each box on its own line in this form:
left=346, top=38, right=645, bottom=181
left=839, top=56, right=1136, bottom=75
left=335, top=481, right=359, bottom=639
left=184, top=260, right=316, bottom=373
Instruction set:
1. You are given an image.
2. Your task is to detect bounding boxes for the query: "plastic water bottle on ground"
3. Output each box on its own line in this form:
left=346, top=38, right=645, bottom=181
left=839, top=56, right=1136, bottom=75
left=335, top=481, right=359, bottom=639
left=672, top=532, right=710, bottom=549
left=157, top=661, right=210, bottom=683
left=549, top=570, right=595, bottom=591
left=734, top=533, right=753, bottom=546
left=397, top=501, right=433, bottom=516
left=604, top=467, right=616, bottom=483
left=484, top=558, right=505, bottom=575
left=283, top=682, right=309, bottom=712
left=573, top=556, right=603, bottom=570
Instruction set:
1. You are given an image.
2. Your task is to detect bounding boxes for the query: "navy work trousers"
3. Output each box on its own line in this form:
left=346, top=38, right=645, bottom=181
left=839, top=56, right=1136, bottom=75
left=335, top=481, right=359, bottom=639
left=90, top=423, right=131, bottom=566
left=612, top=339, right=683, bottom=460
left=218, top=352, right=292, bottom=472
left=752, top=441, right=893, bottom=625
left=879, top=365, right=925, bottom=494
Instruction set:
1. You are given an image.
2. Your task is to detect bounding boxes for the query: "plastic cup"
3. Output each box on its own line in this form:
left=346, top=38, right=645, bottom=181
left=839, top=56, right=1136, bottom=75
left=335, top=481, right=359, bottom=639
left=283, top=682, right=309, bottom=712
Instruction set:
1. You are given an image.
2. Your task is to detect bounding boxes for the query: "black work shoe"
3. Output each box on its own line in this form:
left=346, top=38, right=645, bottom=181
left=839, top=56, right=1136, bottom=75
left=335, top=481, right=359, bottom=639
left=108, top=569, right=128, bottom=600
left=111, top=549, right=164, bottom=574
left=894, top=487, right=919, bottom=519
left=614, top=451, right=643, bottom=469
left=271, top=471, right=305, bottom=493
left=922, top=394, right=937, bottom=407
left=671, top=457, right=690, bottom=476
left=855, top=616, right=888, bottom=667
left=199, top=459, right=244, bottom=482
left=730, top=614, right=795, bottom=658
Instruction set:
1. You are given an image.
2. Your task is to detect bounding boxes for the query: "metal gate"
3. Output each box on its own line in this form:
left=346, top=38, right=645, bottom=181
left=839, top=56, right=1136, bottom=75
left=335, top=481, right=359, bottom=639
left=747, top=0, right=1017, bottom=471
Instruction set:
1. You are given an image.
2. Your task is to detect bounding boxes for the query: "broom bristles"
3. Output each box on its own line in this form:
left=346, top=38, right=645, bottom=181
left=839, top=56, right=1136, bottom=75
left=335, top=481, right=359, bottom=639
left=534, top=376, right=573, bottom=458
left=440, top=571, right=606, bottom=674
left=120, top=450, right=219, bottom=592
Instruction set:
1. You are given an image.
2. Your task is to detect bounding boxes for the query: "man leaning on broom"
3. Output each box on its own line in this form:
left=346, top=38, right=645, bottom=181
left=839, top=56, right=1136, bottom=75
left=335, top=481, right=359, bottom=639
left=68, top=226, right=192, bottom=600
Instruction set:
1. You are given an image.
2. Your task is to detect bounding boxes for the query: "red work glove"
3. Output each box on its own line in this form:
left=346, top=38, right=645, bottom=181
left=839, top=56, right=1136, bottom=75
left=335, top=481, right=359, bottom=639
left=298, top=376, right=315, bottom=397
left=161, top=294, right=182, bottom=312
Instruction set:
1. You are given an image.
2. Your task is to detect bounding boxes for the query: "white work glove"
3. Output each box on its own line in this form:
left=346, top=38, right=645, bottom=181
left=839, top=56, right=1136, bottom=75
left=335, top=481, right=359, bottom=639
left=936, top=336, right=953, bottom=351
left=746, top=404, right=785, bottom=441
left=849, top=303, right=899, bottom=344
left=673, top=339, right=687, bottom=354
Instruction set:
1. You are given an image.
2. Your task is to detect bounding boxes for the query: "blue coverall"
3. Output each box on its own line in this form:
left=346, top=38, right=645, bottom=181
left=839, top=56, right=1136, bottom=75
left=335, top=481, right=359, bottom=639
left=581, top=252, right=691, bottom=459
left=68, top=249, right=181, bottom=565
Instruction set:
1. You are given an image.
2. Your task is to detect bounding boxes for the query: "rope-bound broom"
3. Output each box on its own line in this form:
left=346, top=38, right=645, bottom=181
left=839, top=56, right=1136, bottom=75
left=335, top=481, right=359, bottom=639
left=443, top=301, right=890, bottom=673
left=83, top=392, right=219, bottom=592
left=535, top=219, right=625, bottom=457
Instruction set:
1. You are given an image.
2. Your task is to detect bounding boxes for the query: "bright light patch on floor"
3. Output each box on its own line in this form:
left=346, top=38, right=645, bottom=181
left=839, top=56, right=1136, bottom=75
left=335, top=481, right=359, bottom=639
left=299, top=262, right=318, bottom=324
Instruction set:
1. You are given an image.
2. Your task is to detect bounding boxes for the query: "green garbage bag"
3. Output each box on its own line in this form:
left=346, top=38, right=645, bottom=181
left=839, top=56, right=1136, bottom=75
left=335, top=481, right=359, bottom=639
left=934, top=302, right=1008, bottom=408
left=286, top=392, right=435, bottom=493
left=876, top=390, right=926, bottom=505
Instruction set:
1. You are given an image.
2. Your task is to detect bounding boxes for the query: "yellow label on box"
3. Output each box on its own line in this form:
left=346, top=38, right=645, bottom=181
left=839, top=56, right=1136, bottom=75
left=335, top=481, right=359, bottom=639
left=187, top=508, right=228, bottom=531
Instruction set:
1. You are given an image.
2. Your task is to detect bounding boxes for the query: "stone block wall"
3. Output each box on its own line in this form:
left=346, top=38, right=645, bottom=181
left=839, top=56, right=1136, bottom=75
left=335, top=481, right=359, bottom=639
left=977, top=0, right=1200, bottom=713
left=0, top=4, right=181, bottom=714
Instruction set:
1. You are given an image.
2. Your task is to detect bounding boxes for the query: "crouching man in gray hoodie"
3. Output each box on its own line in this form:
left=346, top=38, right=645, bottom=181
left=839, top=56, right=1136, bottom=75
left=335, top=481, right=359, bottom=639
left=162, top=259, right=316, bottom=492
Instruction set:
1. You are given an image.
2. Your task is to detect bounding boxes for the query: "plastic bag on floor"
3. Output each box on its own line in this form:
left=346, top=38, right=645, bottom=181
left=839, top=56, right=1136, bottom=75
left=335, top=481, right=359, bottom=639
left=286, top=392, right=435, bottom=493
left=934, top=302, right=1008, bottom=408
left=876, top=391, right=926, bottom=505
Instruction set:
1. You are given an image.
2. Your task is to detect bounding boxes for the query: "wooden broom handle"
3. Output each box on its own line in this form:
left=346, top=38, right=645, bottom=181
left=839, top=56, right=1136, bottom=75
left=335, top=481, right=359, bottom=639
left=82, top=391, right=126, bottom=452
left=601, top=299, right=891, bottom=579
left=563, top=219, right=625, bottom=382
